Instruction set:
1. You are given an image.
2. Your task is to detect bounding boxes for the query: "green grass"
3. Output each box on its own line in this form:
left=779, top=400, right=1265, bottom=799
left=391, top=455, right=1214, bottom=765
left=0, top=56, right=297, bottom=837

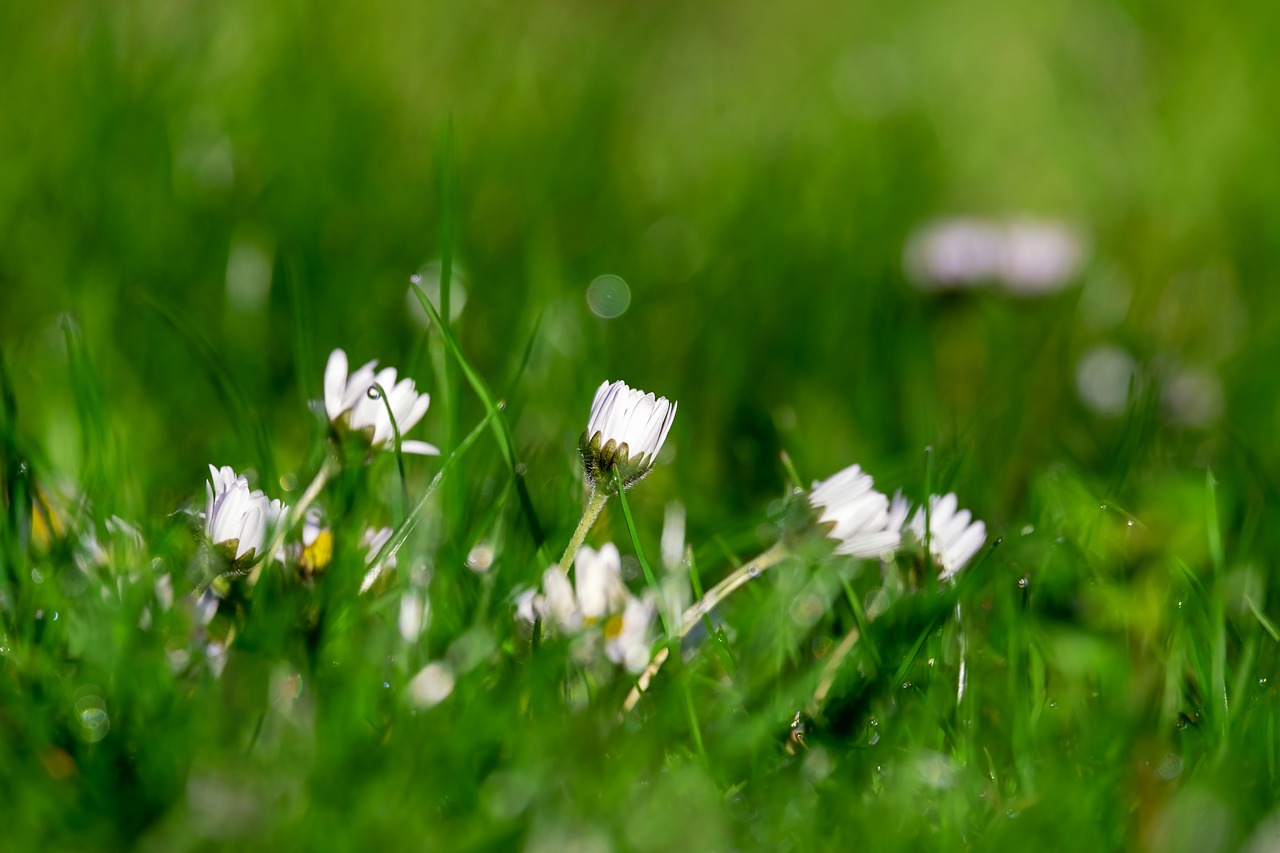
left=3, top=0, right=1280, bottom=849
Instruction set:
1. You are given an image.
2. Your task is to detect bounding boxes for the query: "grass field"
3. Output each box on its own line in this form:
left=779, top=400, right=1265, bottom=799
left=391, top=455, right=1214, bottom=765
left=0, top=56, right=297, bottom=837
left=3, top=1, right=1280, bottom=849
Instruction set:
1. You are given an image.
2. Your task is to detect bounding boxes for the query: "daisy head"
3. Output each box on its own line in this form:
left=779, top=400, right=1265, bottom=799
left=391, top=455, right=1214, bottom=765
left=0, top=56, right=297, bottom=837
left=907, top=493, right=986, bottom=581
left=807, top=464, right=902, bottom=561
left=324, top=348, right=440, bottom=457
left=579, top=380, right=677, bottom=491
left=203, top=464, right=287, bottom=568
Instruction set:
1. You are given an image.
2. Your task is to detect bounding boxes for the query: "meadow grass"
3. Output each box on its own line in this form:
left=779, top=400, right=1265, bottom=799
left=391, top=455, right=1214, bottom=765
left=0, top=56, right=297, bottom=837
left=3, top=1, right=1280, bottom=850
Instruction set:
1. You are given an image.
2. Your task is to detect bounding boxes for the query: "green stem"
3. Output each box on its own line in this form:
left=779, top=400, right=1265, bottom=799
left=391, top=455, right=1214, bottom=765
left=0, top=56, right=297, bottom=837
left=622, top=541, right=789, bottom=713
left=558, top=487, right=610, bottom=573
left=370, top=381, right=409, bottom=524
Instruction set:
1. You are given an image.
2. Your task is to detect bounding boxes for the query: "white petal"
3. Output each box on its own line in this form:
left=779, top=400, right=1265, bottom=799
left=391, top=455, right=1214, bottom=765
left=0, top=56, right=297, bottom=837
left=399, top=440, right=441, bottom=456
left=324, top=349, right=349, bottom=420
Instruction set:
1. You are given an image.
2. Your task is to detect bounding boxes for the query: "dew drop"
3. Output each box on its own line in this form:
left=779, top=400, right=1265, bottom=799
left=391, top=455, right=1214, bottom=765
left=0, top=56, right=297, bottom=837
left=1017, top=577, right=1028, bottom=589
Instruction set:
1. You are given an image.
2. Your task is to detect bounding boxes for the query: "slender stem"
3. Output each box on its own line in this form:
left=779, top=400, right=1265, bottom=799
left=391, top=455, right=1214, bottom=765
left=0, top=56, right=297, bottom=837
left=558, top=487, right=610, bottom=573
left=613, top=468, right=672, bottom=638
left=622, top=541, right=789, bottom=713
left=809, top=625, right=860, bottom=715
left=370, top=382, right=409, bottom=524
left=672, top=541, right=789, bottom=638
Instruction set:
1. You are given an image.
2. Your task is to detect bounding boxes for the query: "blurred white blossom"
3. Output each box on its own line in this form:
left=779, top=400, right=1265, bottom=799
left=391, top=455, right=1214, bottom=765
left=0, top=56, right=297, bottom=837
left=907, top=494, right=986, bottom=581
left=905, top=216, right=1087, bottom=296
left=808, top=464, right=901, bottom=560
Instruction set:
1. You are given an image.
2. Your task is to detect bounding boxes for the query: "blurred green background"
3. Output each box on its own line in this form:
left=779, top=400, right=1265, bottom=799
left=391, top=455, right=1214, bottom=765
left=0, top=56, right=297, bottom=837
left=3, top=1, right=1280, bottom=847
left=5, top=0, right=1277, bottom=524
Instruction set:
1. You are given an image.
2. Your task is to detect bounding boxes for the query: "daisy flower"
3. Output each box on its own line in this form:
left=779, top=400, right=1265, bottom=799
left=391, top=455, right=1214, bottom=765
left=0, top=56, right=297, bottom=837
left=807, top=464, right=902, bottom=560
left=324, top=348, right=439, bottom=456
left=515, top=543, right=655, bottom=671
left=604, top=595, right=657, bottom=672
left=204, top=465, right=286, bottom=567
left=579, top=380, right=677, bottom=490
left=908, top=493, right=986, bottom=581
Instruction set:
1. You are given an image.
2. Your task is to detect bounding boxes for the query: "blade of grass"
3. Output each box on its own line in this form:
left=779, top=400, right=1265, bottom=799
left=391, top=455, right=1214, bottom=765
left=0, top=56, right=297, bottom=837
left=143, top=292, right=276, bottom=486
left=1206, top=470, right=1228, bottom=746
left=60, top=314, right=119, bottom=508
left=367, top=406, right=497, bottom=574
left=613, top=469, right=670, bottom=637
left=409, top=283, right=547, bottom=562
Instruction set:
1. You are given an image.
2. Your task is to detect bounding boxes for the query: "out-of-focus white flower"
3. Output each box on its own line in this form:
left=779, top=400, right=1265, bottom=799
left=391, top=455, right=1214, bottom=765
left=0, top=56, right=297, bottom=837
left=358, top=527, right=395, bottom=593
left=536, top=566, right=580, bottom=631
left=604, top=595, right=656, bottom=672
left=908, top=494, right=986, bottom=581
left=579, top=380, right=677, bottom=490
left=203, top=465, right=286, bottom=566
left=1162, top=364, right=1224, bottom=427
left=514, top=543, right=655, bottom=671
left=574, top=544, right=628, bottom=622
left=904, top=217, right=1086, bottom=296
left=399, top=590, right=426, bottom=642
left=407, top=661, right=455, bottom=709
left=808, top=464, right=902, bottom=560
left=998, top=221, right=1087, bottom=295
left=1076, top=344, right=1138, bottom=416
left=297, top=507, right=333, bottom=578
left=324, top=348, right=439, bottom=456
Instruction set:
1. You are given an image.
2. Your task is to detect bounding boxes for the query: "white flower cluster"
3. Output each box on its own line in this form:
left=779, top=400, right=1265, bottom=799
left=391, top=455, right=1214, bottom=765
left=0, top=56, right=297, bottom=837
left=904, top=216, right=1087, bottom=296
left=808, top=463, right=986, bottom=580
left=194, top=350, right=440, bottom=578
left=516, top=544, right=656, bottom=671
left=203, top=465, right=287, bottom=566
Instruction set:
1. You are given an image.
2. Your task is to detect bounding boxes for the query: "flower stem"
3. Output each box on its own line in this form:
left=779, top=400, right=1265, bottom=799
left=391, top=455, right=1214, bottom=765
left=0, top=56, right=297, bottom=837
left=557, top=487, right=610, bottom=573
left=622, top=540, right=789, bottom=713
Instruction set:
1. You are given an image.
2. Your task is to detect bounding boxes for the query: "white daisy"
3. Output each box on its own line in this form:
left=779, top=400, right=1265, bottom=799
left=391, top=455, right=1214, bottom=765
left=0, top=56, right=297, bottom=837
left=203, top=465, right=286, bottom=566
left=514, top=542, right=655, bottom=671
left=324, top=348, right=439, bottom=456
left=908, top=493, right=986, bottom=581
left=579, top=380, right=677, bottom=490
left=574, top=543, right=628, bottom=622
left=808, top=464, right=902, bottom=560
left=604, top=594, right=656, bottom=672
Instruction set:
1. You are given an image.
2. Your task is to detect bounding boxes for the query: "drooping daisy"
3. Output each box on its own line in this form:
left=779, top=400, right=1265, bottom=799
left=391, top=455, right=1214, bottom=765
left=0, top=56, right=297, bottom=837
left=324, top=348, right=439, bottom=456
left=907, top=493, right=986, bottom=581
left=203, top=465, right=287, bottom=567
left=579, top=380, right=677, bottom=490
left=807, top=464, right=902, bottom=560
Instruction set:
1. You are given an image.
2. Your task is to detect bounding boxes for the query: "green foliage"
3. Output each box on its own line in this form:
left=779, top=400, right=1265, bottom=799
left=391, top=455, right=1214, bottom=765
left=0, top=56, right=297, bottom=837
left=3, top=0, right=1280, bottom=849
